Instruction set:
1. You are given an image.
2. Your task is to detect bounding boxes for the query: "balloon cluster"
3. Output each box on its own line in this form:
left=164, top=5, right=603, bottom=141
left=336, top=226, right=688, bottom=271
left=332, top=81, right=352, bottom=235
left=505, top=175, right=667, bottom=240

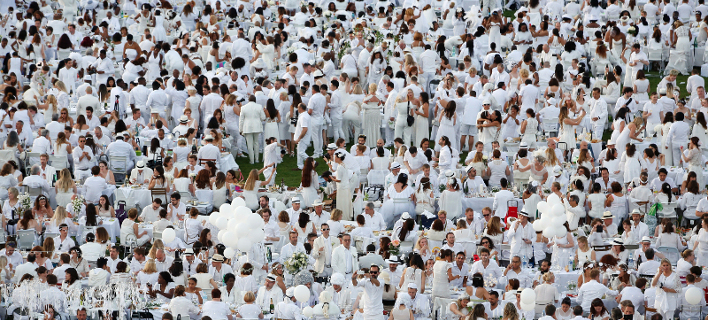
left=520, top=288, right=536, bottom=311
left=532, top=193, right=568, bottom=239
left=190, top=197, right=267, bottom=257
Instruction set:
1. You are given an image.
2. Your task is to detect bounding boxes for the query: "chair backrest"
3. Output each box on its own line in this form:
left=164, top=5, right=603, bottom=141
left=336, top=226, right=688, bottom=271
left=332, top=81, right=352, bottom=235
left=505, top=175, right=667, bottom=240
left=179, top=191, right=193, bottom=203
left=542, top=118, right=559, bottom=132
left=151, top=188, right=168, bottom=204
left=17, top=230, right=35, bottom=250
left=647, top=48, right=662, bottom=60
left=199, top=159, right=217, bottom=166
left=28, top=187, right=42, bottom=197
left=0, top=150, right=15, bottom=167
left=154, top=231, right=163, bottom=241
left=110, top=156, right=128, bottom=173
left=49, top=155, right=68, bottom=170
left=44, top=232, right=59, bottom=241
left=367, top=170, right=387, bottom=186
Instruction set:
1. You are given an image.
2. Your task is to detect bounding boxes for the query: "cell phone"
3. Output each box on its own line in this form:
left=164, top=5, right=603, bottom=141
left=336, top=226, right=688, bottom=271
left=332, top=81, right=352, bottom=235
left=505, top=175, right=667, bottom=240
left=597, top=225, right=603, bottom=232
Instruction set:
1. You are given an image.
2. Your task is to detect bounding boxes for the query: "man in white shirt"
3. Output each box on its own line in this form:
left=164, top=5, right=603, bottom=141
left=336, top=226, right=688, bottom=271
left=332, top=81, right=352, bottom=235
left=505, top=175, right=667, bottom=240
left=293, top=103, right=311, bottom=170
left=280, top=231, right=306, bottom=263
left=630, top=210, right=649, bottom=240
left=83, top=166, right=107, bottom=204
left=13, top=253, right=38, bottom=283
left=23, top=165, right=52, bottom=196
left=577, top=269, right=618, bottom=311
left=140, top=199, right=162, bottom=223
left=667, top=111, right=691, bottom=165
left=502, top=256, right=532, bottom=288
left=154, top=248, right=174, bottom=273
left=197, top=134, right=221, bottom=166
left=72, top=136, right=94, bottom=180
left=53, top=254, right=71, bottom=282
left=492, top=178, right=515, bottom=219
left=450, top=252, right=470, bottom=288
left=332, top=234, right=358, bottom=277
left=0, top=243, right=23, bottom=270
left=589, top=88, right=608, bottom=138
left=441, top=232, right=465, bottom=255
left=153, top=209, right=171, bottom=233
left=617, top=278, right=647, bottom=312
left=508, top=212, right=534, bottom=259
left=637, top=248, right=661, bottom=274
left=362, top=203, right=387, bottom=231
left=650, top=168, right=678, bottom=193
left=308, top=85, right=327, bottom=158
left=352, top=264, right=384, bottom=319
left=313, top=224, right=335, bottom=277
left=106, top=246, right=122, bottom=273
left=106, top=135, right=136, bottom=171
left=54, top=225, right=76, bottom=253
left=80, top=233, right=103, bottom=262
left=311, top=203, right=331, bottom=231
left=129, top=160, right=153, bottom=185
left=471, top=248, right=503, bottom=283
left=167, top=193, right=187, bottom=222
left=32, top=129, right=52, bottom=157
left=88, top=257, right=111, bottom=287
left=628, top=44, right=648, bottom=81
left=256, top=274, right=285, bottom=312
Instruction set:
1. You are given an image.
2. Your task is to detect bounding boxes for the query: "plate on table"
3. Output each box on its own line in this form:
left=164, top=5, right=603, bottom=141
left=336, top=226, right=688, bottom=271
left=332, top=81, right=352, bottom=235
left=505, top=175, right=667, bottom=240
left=198, top=202, right=208, bottom=205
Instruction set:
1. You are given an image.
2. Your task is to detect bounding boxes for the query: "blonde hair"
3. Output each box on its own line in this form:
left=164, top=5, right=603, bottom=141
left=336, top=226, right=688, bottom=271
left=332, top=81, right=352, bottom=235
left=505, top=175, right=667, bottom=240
left=330, top=209, right=343, bottom=221
left=352, top=84, right=364, bottom=95
left=244, top=169, right=259, bottom=191
left=503, top=302, right=519, bottom=320
left=542, top=272, right=555, bottom=282
left=51, top=206, right=68, bottom=227
left=143, top=259, right=158, bottom=273
left=56, top=168, right=74, bottom=192
left=519, top=69, right=530, bottom=78
left=368, top=83, right=377, bottom=93
left=243, top=291, right=256, bottom=303
left=46, top=95, right=58, bottom=114
left=0, top=256, right=6, bottom=272
left=55, top=81, right=68, bottom=93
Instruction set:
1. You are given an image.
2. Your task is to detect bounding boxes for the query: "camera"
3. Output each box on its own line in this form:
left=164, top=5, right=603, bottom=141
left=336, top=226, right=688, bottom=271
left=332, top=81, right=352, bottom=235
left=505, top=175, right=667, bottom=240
left=597, top=225, right=603, bottom=232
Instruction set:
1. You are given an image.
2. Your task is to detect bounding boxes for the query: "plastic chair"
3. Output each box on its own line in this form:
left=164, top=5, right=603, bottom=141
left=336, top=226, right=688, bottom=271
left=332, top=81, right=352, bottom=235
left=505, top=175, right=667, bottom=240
left=110, top=155, right=128, bottom=184
left=17, top=230, right=35, bottom=250
left=656, top=246, right=680, bottom=266
left=542, top=117, right=559, bottom=137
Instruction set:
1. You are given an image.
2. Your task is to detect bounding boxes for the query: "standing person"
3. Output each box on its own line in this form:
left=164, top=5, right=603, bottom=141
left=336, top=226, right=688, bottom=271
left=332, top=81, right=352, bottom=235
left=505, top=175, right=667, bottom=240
left=293, top=104, right=311, bottom=170
left=508, top=213, right=534, bottom=261
left=352, top=264, right=383, bottom=320
left=432, top=249, right=455, bottom=299
left=681, top=137, right=703, bottom=189
left=651, top=258, right=682, bottom=320
left=667, top=112, right=690, bottom=167
left=239, top=96, right=266, bottom=164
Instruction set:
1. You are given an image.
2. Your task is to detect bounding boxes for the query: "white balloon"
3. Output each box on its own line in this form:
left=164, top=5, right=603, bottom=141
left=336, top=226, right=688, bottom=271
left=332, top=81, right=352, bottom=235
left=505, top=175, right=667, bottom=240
left=224, top=232, right=239, bottom=248
left=686, top=287, right=703, bottom=305
left=217, top=229, right=227, bottom=242
left=249, top=228, right=265, bottom=243
left=551, top=204, right=565, bottom=217
left=232, top=197, right=246, bottom=208
left=235, top=222, right=250, bottom=235
left=302, top=306, right=314, bottom=318
left=542, top=227, right=555, bottom=238
left=520, top=302, right=535, bottom=311
left=554, top=226, right=568, bottom=238
left=228, top=219, right=239, bottom=232
left=223, top=247, right=236, bottom=259
left=219, top=203, right=233, bottom=215
left=294, top=285, right=310, bottom=302
left=235, top=206, right=252, bottom=219
left=162, top=228, right=176, bottom=243
left=237, top=237, right=253, bottom=252
left=536, top=201, right=550, bottom=215
left=216, top=217, right=228, bottom=228
left=249, top=213, right=264, bottom=228
left=546, top=193, right=561, bottom=206
left=209, top=213, right=219, bottom=225
left=533, top=220, right=545, bottom=232
left=312, top=304, right=323, bottom=315
left=551, top=216, right=566, bottom=227
left=520, top=288, right=536, bottom=304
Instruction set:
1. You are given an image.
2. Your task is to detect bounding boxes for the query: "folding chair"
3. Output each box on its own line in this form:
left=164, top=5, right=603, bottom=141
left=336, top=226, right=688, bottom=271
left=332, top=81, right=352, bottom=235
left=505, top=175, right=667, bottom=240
left=110, top=155, right=128, bottom=184
left=542, top=117, right=559, bottom=137
left=16, top=230, right=35, bottom=250
left=151, top=188, right=168, bottom=207
left=656, top=246, right=680, bottom=266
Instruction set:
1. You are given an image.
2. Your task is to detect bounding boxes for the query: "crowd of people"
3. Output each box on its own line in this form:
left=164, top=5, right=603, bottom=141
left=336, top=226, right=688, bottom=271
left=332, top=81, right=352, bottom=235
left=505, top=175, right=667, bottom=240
left=1, top=0, right=708, bottom=318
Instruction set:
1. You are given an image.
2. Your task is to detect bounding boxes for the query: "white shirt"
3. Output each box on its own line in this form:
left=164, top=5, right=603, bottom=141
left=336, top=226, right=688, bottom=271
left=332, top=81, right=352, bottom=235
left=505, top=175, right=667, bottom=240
left=72, top=145, right=94, bottom=171
left=83, top=175, right=108, bottom=203
left=356, top=277, right=384, bottom=317
left=32, top=136, right=52, bottom=155
left=363, top=211, right=387, bottom=231
left=577, top=280, right=618, bottom=311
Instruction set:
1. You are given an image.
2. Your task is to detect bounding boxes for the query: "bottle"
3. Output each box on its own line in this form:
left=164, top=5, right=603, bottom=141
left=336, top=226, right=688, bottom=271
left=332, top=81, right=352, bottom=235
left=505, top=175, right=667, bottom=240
left=280, top=178, right=284, bottom=192
left=628, top=251, right=634, bottom=267
left=569, top=256, right=574, bottom=271
left=269, top=298, right=274, bottom=314
left=266, top=246, right=272, bottom=263
left=114, top=94, right=120, bottom=114
left=522, top=254, right=528, bottom=269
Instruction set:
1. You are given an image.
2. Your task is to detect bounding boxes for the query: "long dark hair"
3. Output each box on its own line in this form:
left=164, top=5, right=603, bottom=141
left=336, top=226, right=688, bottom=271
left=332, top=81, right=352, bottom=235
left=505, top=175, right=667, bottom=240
left=266, top=99, right=277, bottom=120
left=399, top=218, right=415, bottom=242
left=301, top=157, right=314, bottom=188
left=86, top=204, right=98, bottom=226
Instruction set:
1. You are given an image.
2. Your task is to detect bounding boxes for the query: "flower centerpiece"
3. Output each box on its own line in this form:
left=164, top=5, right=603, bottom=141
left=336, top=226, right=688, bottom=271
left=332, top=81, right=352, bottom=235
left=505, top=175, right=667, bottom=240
left=567, top=281, right=578, bottom=292
left=284, top=252, right=309, bottom=275
left=71, top=196, right=85, bottom=220
left=543, top=188, right=552, bottom=194
left=18, top=193, right=31, bottom=211
left=388, top=239, right=401, bottom=256
left=491, top=187, right=500, bottom=193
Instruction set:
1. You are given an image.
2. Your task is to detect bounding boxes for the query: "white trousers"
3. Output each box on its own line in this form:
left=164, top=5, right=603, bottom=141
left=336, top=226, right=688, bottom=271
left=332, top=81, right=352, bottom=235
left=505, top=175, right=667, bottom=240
left=297, top=135, right=311, bottom=169
left=244, top=133, right=260, bottom=163
left=310, top=117, right=324, bottom=157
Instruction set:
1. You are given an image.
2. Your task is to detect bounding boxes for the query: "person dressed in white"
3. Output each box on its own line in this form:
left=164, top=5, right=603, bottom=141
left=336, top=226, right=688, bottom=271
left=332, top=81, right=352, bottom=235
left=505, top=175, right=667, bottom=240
left=332, top=234, right=358, bottom=278
left=239, top=95, right=266, bottom=164
left=352, top=264, right=384, bottom=320
left=507, top=213, right=534, bottom=260
left=72, top=135, right=94, bottom=181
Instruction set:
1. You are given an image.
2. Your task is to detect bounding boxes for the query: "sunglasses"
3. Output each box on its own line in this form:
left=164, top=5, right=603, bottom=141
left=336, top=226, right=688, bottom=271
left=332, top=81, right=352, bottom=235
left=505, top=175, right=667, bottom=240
left=481, top=241, right=489, bottom=244
left=322, top=228, right=329, bottom=231
left=370, top=271, right=378, bottom=274
left=483, top=214, right=490, bottom=217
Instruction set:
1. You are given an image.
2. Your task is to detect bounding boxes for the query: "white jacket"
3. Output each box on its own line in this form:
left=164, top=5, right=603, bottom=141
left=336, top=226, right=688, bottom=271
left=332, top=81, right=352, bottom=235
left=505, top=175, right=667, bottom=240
left=331, top=245, right=359, bottom=275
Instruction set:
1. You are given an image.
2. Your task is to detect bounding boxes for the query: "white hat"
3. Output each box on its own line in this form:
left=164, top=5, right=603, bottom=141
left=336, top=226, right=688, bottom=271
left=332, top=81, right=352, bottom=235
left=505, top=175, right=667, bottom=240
left=659, top=88, right=667, bottom=95
left=641, top=236, right=651, bottom=242
left=286, top=287, right=295, bottom=297
left=84, top=75, right=92, bottom=82
left=331, top=273, right=345, bottom=285
left=291, top=197, right=301, bottom=203
left=402, top=212, right=411, bottom=219
left=609, top=238, right=624, bottom=246
left=547, top=98, right=557, bottom=106
left=519, top=142, right=529, bottom=148
left=482, top=99, right=491, bottom=105
left=445, top=170, right=455, bottom=178
left=519, top=211, right=531, bottom=218
left=204, top=134, right=214, bottom=141
left=252, top=59, right=266, bottom=69
left=631, top=209, right=642, bottom=215
left=327, top=143, right=337, bottom=150
left=184, top=248, right=195, bottom=255
left=553, top=165, right=562, bottom=174
left=391, top=162, right=401, bottom=169
left=211, top=254, right=225, bottom=262
left=312, top=200, right=324, bottom=206
left=136, top=160, right=145, bottom=168
left=603, top=211, right=614, bottom=219
left=407, top=283, right=418, bottom=289
left=179, top=115, right=188, bottom=123
left=313, top=69, right=324, bottom=78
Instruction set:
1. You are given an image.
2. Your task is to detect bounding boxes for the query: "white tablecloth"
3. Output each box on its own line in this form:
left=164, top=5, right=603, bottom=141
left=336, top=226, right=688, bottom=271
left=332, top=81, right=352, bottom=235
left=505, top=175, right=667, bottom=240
left=116, top=187, right=153, bottom=209
left=79, top=217, right=121, bottom=242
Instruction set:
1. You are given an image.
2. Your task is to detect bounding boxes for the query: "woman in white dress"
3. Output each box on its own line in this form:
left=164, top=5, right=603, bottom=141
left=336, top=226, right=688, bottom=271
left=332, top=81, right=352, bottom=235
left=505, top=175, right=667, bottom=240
left=558, top=106, right=586, bottom=154
left=342, top=101, right=362, bottom=143
left=333, top=152, right=354, bottom=220
left=362, top=85, right=382, bottom=148
left=633, top=71, right=651, bottom=105
left=681, top=137, right=704, bottom=189
left=432, top=249, right=454, bottom=299
left=519, top=109, right=538, bottom=149
left=651, top=258, right=682, bottom=320
left=693, top=217, right=708, bottom=266
left=384, top=173, right=416, bottom=224
left=411, top=93, right=430, bottom=147
left=434, top=102, right=458, bottom=152
left=300, top=157, right=319, bottom=208
left=242, top=168, right=275, bottom=211
left=394, top=94, right=415, bottom=146
left=398, top=253, right=426, bottom=293
left=264, top=99, right=281, bottom=142
left=661, top=113, right=675, bottom=166
left=617, top=117, right=645, bottom=163
left=606, top=181, right=629, bottom=222
left=666, top=21, right=693, bottom=74
left=367, top=51, right=387, bottom=85
left=55, top=168, right=77, bottom=208
left=547, top=222, right=575, bottom=270
left=151, top=10, right=168, bottom=43
left=439, top=177, right=463, bottom=219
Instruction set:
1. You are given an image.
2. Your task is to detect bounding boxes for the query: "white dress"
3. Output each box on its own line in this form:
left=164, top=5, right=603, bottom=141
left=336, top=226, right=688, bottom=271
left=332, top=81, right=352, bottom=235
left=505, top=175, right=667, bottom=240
left=439, top=190, right=463, bottom=218
left=552, top=235, right=574, bottom=270
left=666, top=26, right=692, bottom=74
left=264, top=116, right=280, bottom=141
left=521, top=118, right=538, bottom=148
left=145, top=53, right=161, bottom=82
left=152, top=15, right=168, bottom=43
left=362, top=101, right=381, bottom=148
left=487, top=160, right=508, bottom=187
left=336, top=164, right=353, bottom=220
left=301, top=171, right=319, bottom=208
left=432, top=261, right=451, bottom=298
left=696, top=229, right=708, bottom=266
left=654, top=271, right=681, bottom=318
left=435, top=115, right=457, bottom=149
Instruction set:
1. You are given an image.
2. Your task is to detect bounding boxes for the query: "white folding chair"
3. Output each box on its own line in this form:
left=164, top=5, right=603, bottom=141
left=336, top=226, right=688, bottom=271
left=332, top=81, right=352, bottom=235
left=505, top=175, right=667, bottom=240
left=656, top=246, right=680, bottom=266
left=17, top=230, right=35, bottom=250
left=49, top=155, right=68, bottom=170
left=542, top=117, right=559, bottom=137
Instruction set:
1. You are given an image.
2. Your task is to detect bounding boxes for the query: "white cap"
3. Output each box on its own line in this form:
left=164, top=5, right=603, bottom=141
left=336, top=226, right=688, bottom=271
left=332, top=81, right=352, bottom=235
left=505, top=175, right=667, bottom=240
left=331, top=273, right=345, bottom=285
left=391, top=162, right=401, bottom=169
